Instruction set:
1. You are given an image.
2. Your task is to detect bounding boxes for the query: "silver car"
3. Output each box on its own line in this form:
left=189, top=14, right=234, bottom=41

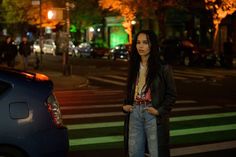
left=33, top=39, right=56, bottom=56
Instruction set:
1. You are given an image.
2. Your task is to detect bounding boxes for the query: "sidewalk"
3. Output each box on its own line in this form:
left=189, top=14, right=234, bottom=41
left=13, top=62, right=89, bottom=91
left=34, top=70, right=89, bottom=91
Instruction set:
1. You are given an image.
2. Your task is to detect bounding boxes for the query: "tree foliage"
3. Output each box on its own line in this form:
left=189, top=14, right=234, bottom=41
left=71, top=0, right=105, bottom=31
left=205, top=0, right=236, bottom=48
left=205, top=0, right=236, bottom=28
left=98, top=0, right=180, bottom=42
left=1, top=0, right=60, bottom=28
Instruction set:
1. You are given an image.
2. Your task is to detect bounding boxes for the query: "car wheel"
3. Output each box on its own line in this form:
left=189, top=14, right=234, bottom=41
left=0, top=146, right=27, bottom=157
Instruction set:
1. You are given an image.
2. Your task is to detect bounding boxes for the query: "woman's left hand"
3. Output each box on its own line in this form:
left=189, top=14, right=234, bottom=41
left=145, top=107, right=159, bottom=116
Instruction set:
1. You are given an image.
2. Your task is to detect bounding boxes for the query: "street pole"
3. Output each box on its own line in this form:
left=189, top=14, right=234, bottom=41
left=32, top=0, right=42, bottom=69
left=63, top=2, right=71, bottom=76
left=39, top=0, right=43, bottom=68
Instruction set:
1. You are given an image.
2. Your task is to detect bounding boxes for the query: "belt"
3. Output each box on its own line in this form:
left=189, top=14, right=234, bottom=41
left=135, top=100, right=151, bottom=105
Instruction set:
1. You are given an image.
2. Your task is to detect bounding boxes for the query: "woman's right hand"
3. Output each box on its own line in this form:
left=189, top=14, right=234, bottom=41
left=122, top=105, right=133, bottom=112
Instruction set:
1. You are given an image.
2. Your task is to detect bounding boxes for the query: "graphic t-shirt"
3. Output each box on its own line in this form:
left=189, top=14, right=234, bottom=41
left=134, top=64, right=152, bottom=102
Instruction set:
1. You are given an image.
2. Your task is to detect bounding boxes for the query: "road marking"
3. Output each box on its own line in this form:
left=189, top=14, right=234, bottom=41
left=174, top=70, right=225, bottom=78
left=176, top=100, right=197, bottom=104
left=171, top=140, right=236, bottom=156
left=66, top=111, right=236, bottom=128
left=60, top=100, right=198, bottom=110
left=173, top=105, right=221, bottom=112
left=174, top=76, right=188, bottom=80
left=88, top=76, right=126, bottom=86
left=69, top=124, right=236, bottom=146
left=174, top=73, right=205, bottom=79
left=63, top=112, right=123, bottom=119
left=105, top=75, right=127, bottom=81
left=171, top=123, right=236, bottom=136
left=171, top=112, right=236, bottom=122
left=64, top=109, right=236, bottom=120
left=55, top=89, right=124, bottom=94
left=70, top=136, right=122, bottom=146
left=61, top=104, right=122, bottom=110
left=67, top=121, right=123, bottom=130
left=59, top=98, right=124, bottom=104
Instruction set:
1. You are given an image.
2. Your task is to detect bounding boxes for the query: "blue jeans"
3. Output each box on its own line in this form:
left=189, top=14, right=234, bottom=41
left=129, top=103, right=158, bottom=157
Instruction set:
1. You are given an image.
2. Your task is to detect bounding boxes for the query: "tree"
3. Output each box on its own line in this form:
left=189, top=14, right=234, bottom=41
left=205, top=0, right=236, bottom=49
left=98, top=0, right=138, bottom=43
left=70, top=0, right=106, bottom=42
left=1, top=0, right=61, bottom=35
left=98, top=0, right=180, bottom=43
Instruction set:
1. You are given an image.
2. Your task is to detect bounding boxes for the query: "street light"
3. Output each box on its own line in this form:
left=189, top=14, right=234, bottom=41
left=47, top=10, right=54, bottom=20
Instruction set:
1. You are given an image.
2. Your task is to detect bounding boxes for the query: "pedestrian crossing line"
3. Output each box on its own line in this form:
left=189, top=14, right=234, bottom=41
left=60, top=100, right=198, bottom=110
left=174, top=69, right=225, bottom=78
left=70, top=135, right=122, bottom=146
left=174, top=73, right=205, bottom=79
left=88, top=76, right=126, bottom=86
left=67, top=121, right=123, bottom=130
left=63, top=112, right=123, bottom=119
left=66, top=111, right=236, bottom=129
left=88, top=69, right=227, bottom=86
left=59, top=98, right=124, bottom=104
left=69, top=123, right=236, bottom=146
left=64, top=108, right=236, bottom=120
left=105, top=75, right=127, bottom=81
left=55, top=89, right=124, bottom=95
left=171, top=111, right=236, bottom=122
left=90, top=75, right=188, bottom=84
left=61, top=104, right=122, bottom=110
left=173, top=76, right=188, bottom=80
left=171, top=140, right=236, bottom=157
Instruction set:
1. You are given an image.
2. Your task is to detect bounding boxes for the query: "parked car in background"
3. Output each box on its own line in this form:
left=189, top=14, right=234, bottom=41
left=110, top=44, right=131, bottom=61
left=0, top=68, right=69, bottom=157
left=33, top=39, right=56, bottom=56
left=69, top=41, right=79, bottom=56
left=90, top=43, right=110, bottom=59
left=77, top=42, right=93, bottom=58
left=160, top=38, right=216, bottom=66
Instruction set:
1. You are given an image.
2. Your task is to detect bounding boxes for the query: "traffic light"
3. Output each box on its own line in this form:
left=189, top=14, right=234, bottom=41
left=47, top=10, right=54, bottom=20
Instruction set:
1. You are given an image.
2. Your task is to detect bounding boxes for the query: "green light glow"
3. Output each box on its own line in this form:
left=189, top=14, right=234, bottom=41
left=67, top=121, right=123, bottom=130
left=171, top=112, right=236, bottom=122
left=67, top=112, right=236, bottom=130
left=70, top=136, right=123, bottom=146
left=110, top=26, right=128, bottom=48
left=69, top=123, right=236, bottom=146
left=70, top=25, right=77, bottom=33
left=67, top=112, right=236, bottom=147
left=171, top=123, right=236, bottom=136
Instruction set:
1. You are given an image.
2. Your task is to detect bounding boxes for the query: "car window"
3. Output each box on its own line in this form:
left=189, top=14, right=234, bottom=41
left=0, top=80, right=11, bottom=96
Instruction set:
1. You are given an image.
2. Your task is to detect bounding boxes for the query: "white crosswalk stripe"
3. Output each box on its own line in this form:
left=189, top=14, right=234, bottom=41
left=88, top=69, right=226, bottom=86
left=57, top=89, right=236, bottom=156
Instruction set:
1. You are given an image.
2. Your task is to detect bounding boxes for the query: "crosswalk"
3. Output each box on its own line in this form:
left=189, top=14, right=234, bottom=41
left=88, top=68, right=233, bottom=87
left=55, top=89, right=236, bottom=156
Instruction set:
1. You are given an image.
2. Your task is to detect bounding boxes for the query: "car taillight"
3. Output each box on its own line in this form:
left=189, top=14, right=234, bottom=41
left=46, top=94, right=63, bottom=128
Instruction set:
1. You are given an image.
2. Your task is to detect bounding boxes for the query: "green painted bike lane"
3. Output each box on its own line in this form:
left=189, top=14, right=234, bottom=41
left=67, top=111, right=236, bottom=151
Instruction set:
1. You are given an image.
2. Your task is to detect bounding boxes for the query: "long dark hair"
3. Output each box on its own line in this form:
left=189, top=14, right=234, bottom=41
left=127, top=30, right=161, bottom=95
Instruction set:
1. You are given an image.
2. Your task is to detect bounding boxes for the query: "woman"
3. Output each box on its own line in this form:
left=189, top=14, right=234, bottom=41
left=123, top=30, right=177, bottom=157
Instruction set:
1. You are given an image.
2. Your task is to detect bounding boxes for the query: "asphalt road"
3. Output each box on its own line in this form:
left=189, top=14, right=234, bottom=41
left=31, top=55, right=236, bottom=157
